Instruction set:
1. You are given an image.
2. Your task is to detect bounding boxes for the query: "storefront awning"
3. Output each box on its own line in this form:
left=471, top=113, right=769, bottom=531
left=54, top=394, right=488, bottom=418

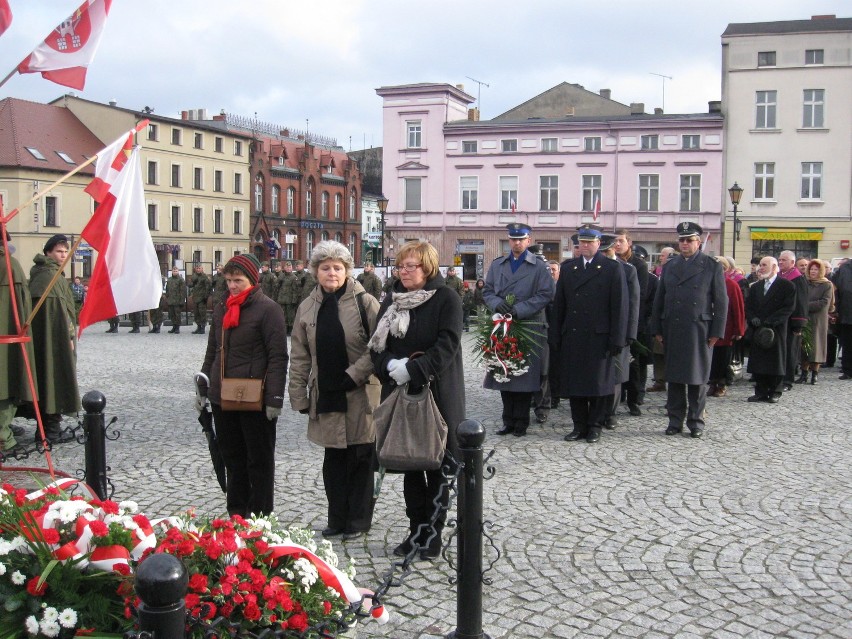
left=749, top=227, right=824, bottom=241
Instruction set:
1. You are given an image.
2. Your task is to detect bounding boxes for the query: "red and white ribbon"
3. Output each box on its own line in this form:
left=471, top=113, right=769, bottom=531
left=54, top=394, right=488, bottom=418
left=490, top=313, right=514, bottom=377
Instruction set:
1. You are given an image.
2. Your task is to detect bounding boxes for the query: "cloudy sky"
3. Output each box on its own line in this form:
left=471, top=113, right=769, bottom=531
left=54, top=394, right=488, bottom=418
left=1, top=0, right=848, bottom=151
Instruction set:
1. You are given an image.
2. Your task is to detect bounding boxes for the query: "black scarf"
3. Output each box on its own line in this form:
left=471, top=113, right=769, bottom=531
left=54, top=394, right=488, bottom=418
left=315, top=281, right=350, bottom=415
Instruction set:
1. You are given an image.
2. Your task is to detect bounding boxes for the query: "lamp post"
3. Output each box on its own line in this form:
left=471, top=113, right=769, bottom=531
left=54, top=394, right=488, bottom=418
left=376, top=195, right=388, bottom=276
left=728, top=182, right=744, bottom=260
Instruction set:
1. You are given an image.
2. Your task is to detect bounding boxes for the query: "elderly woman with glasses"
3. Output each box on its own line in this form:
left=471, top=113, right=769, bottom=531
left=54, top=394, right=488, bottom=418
left=289, top=241, right=381, bottom=541
left=369, top=241, right=464, bottom=561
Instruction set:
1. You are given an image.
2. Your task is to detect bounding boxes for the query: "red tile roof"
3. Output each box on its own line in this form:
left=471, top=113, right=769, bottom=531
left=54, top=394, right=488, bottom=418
left=0, top=97, right=103, bottom=174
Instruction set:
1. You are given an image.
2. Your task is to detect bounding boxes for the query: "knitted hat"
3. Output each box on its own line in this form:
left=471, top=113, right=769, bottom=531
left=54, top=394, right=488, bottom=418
left=226, top=254, right=261, bottom=285
left=44, top=234, right=69, bottom=253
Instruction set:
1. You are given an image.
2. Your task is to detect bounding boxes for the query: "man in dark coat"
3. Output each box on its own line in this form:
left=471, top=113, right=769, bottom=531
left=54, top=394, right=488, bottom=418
left=834, top=258, right=852, bottom=379
left=165, top=266, right=187, bottom=333
left=745, top=256, right=796, bottom=402
left=356, top=262, right=383, bottom=301
left=777, top=251, right=808, bottom=390
left=483, top=223, right=555, bottom=437
left=554, top=224, right=628, bottom=444
left=188, top=263, right=212, bottom=334
left=650, top=222, right=727, bottom=438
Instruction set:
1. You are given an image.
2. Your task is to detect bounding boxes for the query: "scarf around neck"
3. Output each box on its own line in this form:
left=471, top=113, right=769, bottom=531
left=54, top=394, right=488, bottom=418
left=368, top=287, right=436, bottom=352
left=223, top=285, right=256, bottom=329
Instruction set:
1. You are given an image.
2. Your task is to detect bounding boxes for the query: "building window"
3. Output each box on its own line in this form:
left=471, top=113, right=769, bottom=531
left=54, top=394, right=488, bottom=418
left=321, top=191, right=329, bottom=217
left=193, top=132, right=203, bottom=149
left=349, top=189, right=357, bottom=220
left=349, top=232, right=357, bottom=258
left=801, top=162, right=822, bottom=199
left=460, top=176, right=478, bottom=210
left=271, top=185, right=280, bottom=214
left=334, top=193, right=341, bottom=218
left=234, top=140, right=243, bottom=156
left=306, top=179, right=314, bottom=216
left=193, top=207, right=203, bottom=233
left=254, top=182, right=263, bottom=211
left=233, top=210, right=242, bottom=234
left=582, top=175, right=601, bottom=211
left=171, top=205, right=181, bottom=231
left=147, top=160, right=158, bottom=185
left=214, top=170, right=223, bottom=192
left=639, top=174, right=659, bottom=212
left=805, top=49, right=824, bottom=65
left=501, top=139, right=518, bottom=153
left=584, top=137, right=601, bottom=152
left=404, top=178, right=421, bottom=211
left=679, top=174, right=701, bottom=211
left=682, top=135, right=700, bottom=150
left=321, top=231, right=329, bottom=243
left=193, top=167, right=203, bottom=190
left=214, top=136, right=223, bottom=152
left=803, top=89, right=825, bottom=128
left=234, top=172, right=243, bottom=194
left=541, top=138, right=558, bottom=152
left=147, top=203, right=157, bottom=230
left=539, top=176, right=558, bottom=211
left=171, top=164, right=181, bottom=188
left=641, top=134, right=659, bottom=150
left=171, top=128, right=182, bottom=145
left=499, top=176, right=518, bottom=210
left=282, top=235, right=293, bottom=260
left=147, top=123, right=158, bottom=141
left=754, top=162, right=775, bottom=199
left=462, top=141, right=477, bottom=154
left=214, top=208, right=223, bottom=234
left=406, top=121, right=422, bottom=148
left=307, top=231, right=315, bottom=255
left=214, top=250, right=223, bottom=265
left=756, top=91, right=777, bottom=129
left=193, top=250, right=202, bottom=264
left=333, top=232, right=341, bottom=244
left=287, top=187, right=296, bottom=215
left=45, top=196, right=58, bottom=227
left=757, top=51, right=776, bottom=67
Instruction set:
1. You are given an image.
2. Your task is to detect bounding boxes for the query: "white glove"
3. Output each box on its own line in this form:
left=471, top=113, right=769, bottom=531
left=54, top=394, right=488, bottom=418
left=266, top=406, right=282, bottom=421
left=194, top=395, right=205, bottom=413
left=386, top=357, right=409, bottom=373
left=389, top=363, right=411, bottom=385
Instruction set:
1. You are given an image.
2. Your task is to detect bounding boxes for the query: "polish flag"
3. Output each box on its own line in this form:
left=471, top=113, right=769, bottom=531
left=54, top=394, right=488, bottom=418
left=510, top=198, right=516, bottom=214
left=17, top=0, right=112, bottom=90
left=77, top=123, right=163, bottom=337
left=593, top=195, right=601, bottom=221
left=0, top=1, right=12, bottom=37
left=702, top=232, right=711, bottom=251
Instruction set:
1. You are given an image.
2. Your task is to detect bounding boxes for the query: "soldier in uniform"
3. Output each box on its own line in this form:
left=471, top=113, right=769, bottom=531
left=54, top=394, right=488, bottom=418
left=148, top=298, right=164, bottom=333
left=105, top=316, right=119, bottom=333
left=382, top=267, right=399, bottom=298
left=211, top=263, right=227, bottom=304
left=259, top=261, right=278, bottom=299
left=188, top=263, right=212, bottom=334
left=128, top=311, right=143, bottom=333
left=165, top=266, right=187, bottom=333
left=356, top=262, right=383, bottom=301
left=295, top=259, right=316, bottom=303
left=445, top=266, right=464, bottom=298
left=650, top=222, right=727, bottom=438
left=276, top=260, right=298, bottom=332
left=483, top=223, right=555, bottom=437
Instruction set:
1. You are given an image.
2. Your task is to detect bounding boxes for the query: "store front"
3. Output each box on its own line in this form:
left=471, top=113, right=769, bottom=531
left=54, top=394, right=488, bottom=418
left=749, top=227, right=823, bottom=260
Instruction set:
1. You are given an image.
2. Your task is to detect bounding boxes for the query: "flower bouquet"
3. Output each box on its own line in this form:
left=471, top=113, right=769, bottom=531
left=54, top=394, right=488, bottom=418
left=471, top=294, right=543, bottom=383
left=0, top=479, right=387, bottom=638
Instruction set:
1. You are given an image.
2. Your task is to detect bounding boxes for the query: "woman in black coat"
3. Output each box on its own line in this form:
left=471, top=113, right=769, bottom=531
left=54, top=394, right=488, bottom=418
left=370, top=241, right=464, bottom=560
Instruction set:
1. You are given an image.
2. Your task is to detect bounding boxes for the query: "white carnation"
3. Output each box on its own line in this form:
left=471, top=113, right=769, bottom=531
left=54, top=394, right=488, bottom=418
left=41, top=606, right=59, bottom=622
left=11, top=570, right=26, bottom=585
left=25, top=616, right=39, bottom=635
left=58, top=608, right=78, bottom=629
left=118, top=500, right=138, bottom=514
left=39, top=619, right=60, bottom=638
left=0, top=562, right=5, bottom=575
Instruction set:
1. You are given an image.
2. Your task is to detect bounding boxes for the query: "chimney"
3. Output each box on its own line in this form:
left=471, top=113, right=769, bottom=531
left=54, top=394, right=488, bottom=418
left=811, top=14, right=836, bottom=20
left=281, top=129, right=290, bottom=137
left=468, top=108, right=480, bottom=121
left=181, top=110, right=189, bottom=120
left=109, top=99, right=117, bottom=107
left=630, top=102, right=645, bottom=115
left=599, top=89, right=611, bottom=100
left=708, top=100, right=722, bottom=114
left=654, top=107, right=663, bottom=115
left=456, top=83, right=465, bottom=92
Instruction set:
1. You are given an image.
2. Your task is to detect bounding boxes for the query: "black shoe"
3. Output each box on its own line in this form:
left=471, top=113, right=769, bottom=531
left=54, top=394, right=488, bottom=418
left=811, top=372, right=818, bottom=385
left=167, top=327, right=176, bottom=333
left=495, top=425, right=514, bottom=436
left=535, top=410, right=548, bottom=424
left=129, top=327, right=140, bottom=333
left=690, top=429, right=704, bottom=439
left=603, top=419, right=617, bottom=430
left=174, top=327, right=180, bottom=333
left=586, top=431, right=601, bottom=443
left=342, top=530, right=366, bottom=541
left=419, top=533, right=441, bottom=560
left=322, top=527, right=343, bottom=538
left=782, top=383, right=793, bottom=391
left=512, top=428, right=528, bottom=437
left=192, top=327, right=205, bottom=334
left=665, top=426, right=683, bottom=435
left=840, top=373, right=851, bottom=380
left=564, top=429, right=584, bottom=441
left=393, top=535, right=415, bottom=557
left=628, top=404, right=642, bottom=416
left=747, top=394, right=766, bottom=403
left=1, top=443, right=27, bottom=459
left=767, top=394, right=781, bottom=403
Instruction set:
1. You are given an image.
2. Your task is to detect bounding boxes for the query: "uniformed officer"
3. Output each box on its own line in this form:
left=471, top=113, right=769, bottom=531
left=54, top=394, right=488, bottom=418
left=188, top=263, right=212, bottom=334
left=259, top=261, right=278, bottom=299
left=211, top=263, right=227, bottom=304
left=356, top=262, right=383, bottom=300
left=128, top=311, right=143, bottom=333
left=445, top=267, right=464, bottom=298
left=277, top=260, right=300, bottom=332
left=165, top=266, right=187, bottom=333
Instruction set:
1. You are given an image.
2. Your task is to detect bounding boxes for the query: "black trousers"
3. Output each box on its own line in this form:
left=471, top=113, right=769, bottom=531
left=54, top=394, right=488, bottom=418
left=500, top=391, right=533, bottom=430
left=568, top=396, right=609, bottom=435
left=666, top=382, right=707, bottom=432
left=211, top=403, right=276, bottom=517
left=754, top=374, right=783, bottom=398
left=403, top=464, right=449, bottom=535
left=323, top=443, right=375, bottom=533
left=839, top=324, right=852, bottom=375
left=784, top=330, right=803, bottom=383
left=709, top=345, right=733, bottom=384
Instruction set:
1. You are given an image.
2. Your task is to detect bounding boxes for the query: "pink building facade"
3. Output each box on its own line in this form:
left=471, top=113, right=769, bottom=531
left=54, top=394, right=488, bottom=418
left=377, top=83, right=725, bottom=279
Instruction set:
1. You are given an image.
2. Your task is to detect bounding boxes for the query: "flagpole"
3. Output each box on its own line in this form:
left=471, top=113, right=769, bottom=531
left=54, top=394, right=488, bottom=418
left=0, top=67, right=16, bottom=91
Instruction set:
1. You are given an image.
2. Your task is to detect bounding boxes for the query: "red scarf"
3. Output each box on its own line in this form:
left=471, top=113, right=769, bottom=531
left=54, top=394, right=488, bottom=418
left=223, top=286, right=256, bottom=329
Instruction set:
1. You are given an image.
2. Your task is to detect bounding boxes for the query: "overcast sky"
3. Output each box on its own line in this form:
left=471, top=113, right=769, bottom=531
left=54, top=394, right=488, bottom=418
left=1, top=0, right=848, bottom=151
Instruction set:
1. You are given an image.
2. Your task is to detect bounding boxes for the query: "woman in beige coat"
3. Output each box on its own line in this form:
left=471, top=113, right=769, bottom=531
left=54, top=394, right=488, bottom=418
left=289, top=241, right=380, bottom=540
left=798, top=259, right=834, bottom=384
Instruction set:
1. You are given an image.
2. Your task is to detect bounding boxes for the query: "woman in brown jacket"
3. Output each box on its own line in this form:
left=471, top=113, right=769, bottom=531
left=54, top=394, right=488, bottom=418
left=201, top=254, right=288, bottom=517
left=798, top=259, right=834, bottom=384
left=289, top=241, right=380, bottom=540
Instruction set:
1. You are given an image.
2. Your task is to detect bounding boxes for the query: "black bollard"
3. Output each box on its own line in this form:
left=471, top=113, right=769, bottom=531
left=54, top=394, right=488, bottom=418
left=82, top=390, right=109, bottom=500
left=447, top=419, right=491, bottom=639
left=135, top=553, right=189, bottom=638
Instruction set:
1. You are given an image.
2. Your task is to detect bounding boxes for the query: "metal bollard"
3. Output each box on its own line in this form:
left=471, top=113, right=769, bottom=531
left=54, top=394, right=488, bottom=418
left=447, top=419, right=491, bottom=639
left=81, top=390, right=109, bottom=500
left=135, top=553, right=189, bottom=638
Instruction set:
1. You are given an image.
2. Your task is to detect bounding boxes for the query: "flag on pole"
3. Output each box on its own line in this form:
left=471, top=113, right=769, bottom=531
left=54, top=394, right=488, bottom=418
left=510, top=198, right=516, bottom=214
left=702, top=232, right=711, bottom=251
left=0, top=0, right=12, bottom=37
left=77, top=123, right=162, bottom=337
left=593, top=195, right=601, bottom=221
left=17, top=0, right=112, bottom=90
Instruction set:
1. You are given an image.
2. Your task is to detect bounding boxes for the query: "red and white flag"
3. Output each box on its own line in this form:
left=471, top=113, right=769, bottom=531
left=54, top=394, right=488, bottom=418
left=593, top=195, right=601, bottom=221
left=510, top=198, right=517, bottom=214
left=77, top=123, right=162, bottom=337
left=17, top=0, right=112, bottom=90
left=0, top=0, right=12, bottom=37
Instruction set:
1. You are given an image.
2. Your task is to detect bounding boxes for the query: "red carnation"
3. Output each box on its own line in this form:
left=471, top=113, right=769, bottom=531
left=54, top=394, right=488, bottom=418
left=41, top=528, right=60, bottom=544
left=114, top=563, right=131, bottom=576
left=323, top=600, right=332, bottom=614
left=176, top=539, right=196, bottom=556
left=100, top=500, right=120, bottom=515
left=184, top=593, right=200, bottom=609
left=238, top=547, right=255, bottom=562
left=220, top=603, right=234, bottom=617
left=288, top=612, right=308, bottom=632
left=243, top=602, right=262, bottom=621
left=26, top=576, right=48, bottom=596
left=188, top=573, right=209, bottom=593
left=88, top=520, right=109, bottom=537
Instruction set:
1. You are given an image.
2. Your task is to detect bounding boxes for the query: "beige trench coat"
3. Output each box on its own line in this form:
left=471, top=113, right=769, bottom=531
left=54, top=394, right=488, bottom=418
left=288, top=277, right=381, bottom=448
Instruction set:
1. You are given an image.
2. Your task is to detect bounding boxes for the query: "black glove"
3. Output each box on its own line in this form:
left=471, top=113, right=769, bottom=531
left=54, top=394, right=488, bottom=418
left=299, top=408, right=309, bottom=415
left=496, top=301, right=513, bottom=315
left=608, top=345, right=623, bottom=358
left=750, top=317, right=762, bottom=328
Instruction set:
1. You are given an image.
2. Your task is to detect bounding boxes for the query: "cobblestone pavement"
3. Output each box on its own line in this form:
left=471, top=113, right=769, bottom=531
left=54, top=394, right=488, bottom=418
left=6, top=325, right=850, bottom=638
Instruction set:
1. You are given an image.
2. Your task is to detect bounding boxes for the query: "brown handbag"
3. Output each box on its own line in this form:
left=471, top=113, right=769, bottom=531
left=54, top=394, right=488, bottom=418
left=219, top=328, right=265, bottom=412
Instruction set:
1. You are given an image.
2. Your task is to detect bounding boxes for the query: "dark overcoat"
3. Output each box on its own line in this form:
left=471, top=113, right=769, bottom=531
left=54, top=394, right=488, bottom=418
left=482, top=251, right=554, bottom=392
left=0, top=249, right=36, bottom=405
left=650, top=250, right=728, bottom=385
left=553, top=253, right=628, bottom=397
left=745, top=277, right=795, bottom=375
left=616, top=258, right=640, bottom=384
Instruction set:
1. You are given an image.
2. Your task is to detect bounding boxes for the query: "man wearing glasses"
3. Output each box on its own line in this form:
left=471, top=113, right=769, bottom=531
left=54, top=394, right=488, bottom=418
left=650, top=222, right=727, bottom=439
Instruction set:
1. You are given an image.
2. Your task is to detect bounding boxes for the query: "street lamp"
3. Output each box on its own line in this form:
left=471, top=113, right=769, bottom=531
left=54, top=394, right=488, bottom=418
left=376, top=195, right=388, bottom=274
left=728, top=182, right=744, bottom=260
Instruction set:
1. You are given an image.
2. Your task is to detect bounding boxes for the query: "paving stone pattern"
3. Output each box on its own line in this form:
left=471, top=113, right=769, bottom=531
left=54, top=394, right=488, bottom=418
left=10, top=326, right=851, bottom=639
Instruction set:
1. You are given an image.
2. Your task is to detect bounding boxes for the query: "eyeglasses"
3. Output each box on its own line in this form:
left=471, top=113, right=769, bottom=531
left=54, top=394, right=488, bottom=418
left=678, top=237, right=699, bottom=243
left=399, top=263, right=422, bottom=272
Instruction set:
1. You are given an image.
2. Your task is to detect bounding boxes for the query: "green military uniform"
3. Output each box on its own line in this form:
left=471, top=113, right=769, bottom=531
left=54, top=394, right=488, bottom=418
left=128, top=311, right=143, bottom=333
left=259, top=268, right=278, bottom=299
left=357, top=269, right=383, bottom=301
left=445, top=272, right=464, bottom=298
left=165, top=272, right=187, bottom=333
left=188, top=269, right=212, bottom=333
left=297, top=268, right=316, bottom=303
left=211, top=270, right=227, bottom=304
left=276, top=270, right=298, bottom=330
left=148, top=301, right=164, bottom=333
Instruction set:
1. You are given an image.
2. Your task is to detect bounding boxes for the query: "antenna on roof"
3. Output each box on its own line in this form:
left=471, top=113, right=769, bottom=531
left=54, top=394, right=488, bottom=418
left=649, top=72, right=672, bottom=113
left=465, top=75, right=490, bottom=116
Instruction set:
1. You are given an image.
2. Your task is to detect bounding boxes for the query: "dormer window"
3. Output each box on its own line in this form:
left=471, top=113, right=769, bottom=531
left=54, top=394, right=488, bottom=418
left=26, top=147, right=47, bottom=160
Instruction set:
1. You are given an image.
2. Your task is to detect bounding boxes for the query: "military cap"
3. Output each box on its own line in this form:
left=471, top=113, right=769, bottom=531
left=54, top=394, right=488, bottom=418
left=530, top=243, right=545, bottom=256
left=599, top=234, right=615, bottom=250
left=577, top=223, right=603, bottom=241
left=676, top=221, right=703, bottom=238
left=570, top=233, right=580, bottom=247
left=506, top=222, right=532, bottom=238
left=43, top=234, right=70, bottom=253
left=261, top=261, right=270, bottom=267
left=633, top=245, right=649, bottom=260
